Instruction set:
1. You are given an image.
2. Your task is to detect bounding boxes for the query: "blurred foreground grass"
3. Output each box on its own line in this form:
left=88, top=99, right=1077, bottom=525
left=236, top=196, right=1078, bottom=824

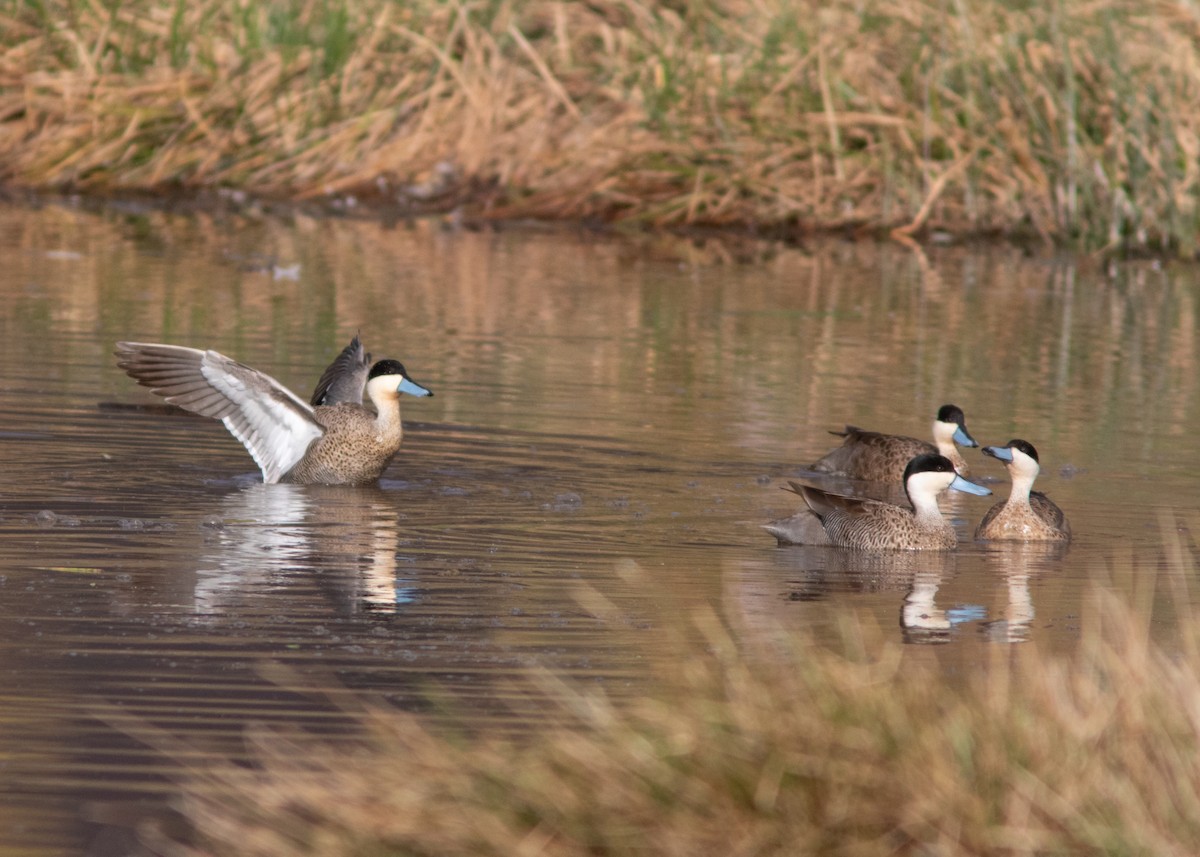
left=4, top=0, right=1200, bottom=252
left=135, top=525, right=1200, bottom=856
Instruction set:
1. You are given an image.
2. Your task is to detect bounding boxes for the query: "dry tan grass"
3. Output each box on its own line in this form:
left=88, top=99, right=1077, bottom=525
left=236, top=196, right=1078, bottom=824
left=132, top=525, right=1200, bottom=856
left=5, top=0, right=1200, bottom=250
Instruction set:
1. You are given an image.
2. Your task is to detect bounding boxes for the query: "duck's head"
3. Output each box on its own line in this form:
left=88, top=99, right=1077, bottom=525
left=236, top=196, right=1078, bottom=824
left=366, top=359, right=433, bottom=400
left=932, top=404, right=978, bottom=448
left=982, top=439, right=1040, bottom=479
left=903, top=452, right=991, bottom=505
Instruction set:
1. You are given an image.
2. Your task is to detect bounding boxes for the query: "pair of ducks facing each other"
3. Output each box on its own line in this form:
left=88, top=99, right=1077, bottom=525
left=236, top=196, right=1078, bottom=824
left=766, top=406, right=1071, bottom=551
left=115, top=336, right=432, bottom=486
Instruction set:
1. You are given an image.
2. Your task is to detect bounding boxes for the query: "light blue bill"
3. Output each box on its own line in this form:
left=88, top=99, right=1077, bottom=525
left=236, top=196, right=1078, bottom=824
left=953, top=424, right=978, bottom=447
left=949, top=473, right=991, bottom=495
left=398, top=377, right=433, bottom=397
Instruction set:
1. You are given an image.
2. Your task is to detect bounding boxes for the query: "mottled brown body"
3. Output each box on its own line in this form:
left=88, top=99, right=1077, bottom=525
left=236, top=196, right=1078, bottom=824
left=800, top=488, right=959, bottom=551
left=809, top=405, right=976, bottom=483
left=975, top=491, right=1070, bottom=542
left=810, top=429, right=964, bottom=483
left=282, top=402, right=403, bottom=486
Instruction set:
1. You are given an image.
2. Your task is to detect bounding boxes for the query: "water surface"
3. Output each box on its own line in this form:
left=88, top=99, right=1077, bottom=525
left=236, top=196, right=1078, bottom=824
left=1, top=201, right=1198, bottom=853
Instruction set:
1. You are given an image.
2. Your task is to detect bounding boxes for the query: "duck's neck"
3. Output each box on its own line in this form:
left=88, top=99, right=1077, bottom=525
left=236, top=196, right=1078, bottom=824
left=1007, top=471, right=1036, bottom=506
left=365, top=382, right=404, bottom=438
left=934, top=438, right=966, bottom=473
left=908, top=491, right=945, bottom=526
left=374, top=398, right=402, bottom=431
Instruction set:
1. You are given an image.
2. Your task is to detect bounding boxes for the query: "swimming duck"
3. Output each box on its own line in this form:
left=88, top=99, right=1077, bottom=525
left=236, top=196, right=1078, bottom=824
left=765, top=452, right=991, bottom=551
left=809, top=404, right=978, bottom=482
left=114, top=335, right=432, bottom=486
left=974, top=439, right=1070, bottom=542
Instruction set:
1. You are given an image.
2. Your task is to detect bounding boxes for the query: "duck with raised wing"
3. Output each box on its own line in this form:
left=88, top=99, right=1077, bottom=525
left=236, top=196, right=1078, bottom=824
left=115, top=335, right=432, bottom=486
left=974, top=439, right=1070, bottom=542
left=809, top=404, right=978, bottom=482
left=765, top=452, right=991, bottom=551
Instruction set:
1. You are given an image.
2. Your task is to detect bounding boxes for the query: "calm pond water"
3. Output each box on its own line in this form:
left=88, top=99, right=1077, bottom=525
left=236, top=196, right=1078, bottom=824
left=1, top=200, right=1199, bottom=853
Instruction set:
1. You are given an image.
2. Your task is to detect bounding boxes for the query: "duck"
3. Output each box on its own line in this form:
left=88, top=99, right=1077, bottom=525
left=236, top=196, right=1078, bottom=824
left=974, top=439, right=1070, bottom=542
left=765, top=452, right=991, bottom=551
left=114, top=335, right=432, bottom=486
left=809, top=404, right=978, bottom=482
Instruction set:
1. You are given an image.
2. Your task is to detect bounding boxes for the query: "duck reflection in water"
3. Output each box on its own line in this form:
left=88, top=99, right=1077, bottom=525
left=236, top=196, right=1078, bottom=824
left=733, top=537, right=1066, bottom=647
left=726, top=550, right=965, bottom=646
left=978, top=541, right=1071, bottom=643
left=766, top=453, right=991, bottom=551
left=194, top=483, right=415, bottom=617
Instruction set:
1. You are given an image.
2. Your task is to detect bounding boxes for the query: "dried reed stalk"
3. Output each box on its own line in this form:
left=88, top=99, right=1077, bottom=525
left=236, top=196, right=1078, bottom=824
left=145, top=528, right=1200, bottom=856
left=4, top=0, right=1200, bottom=250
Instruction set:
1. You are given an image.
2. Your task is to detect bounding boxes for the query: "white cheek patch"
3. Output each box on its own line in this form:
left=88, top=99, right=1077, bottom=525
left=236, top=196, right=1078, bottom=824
left=366, top=374, right=403, bottom=400
left=1009, top=448, right=1041, bottom=479
left=907, top=470, right=954, bottom=510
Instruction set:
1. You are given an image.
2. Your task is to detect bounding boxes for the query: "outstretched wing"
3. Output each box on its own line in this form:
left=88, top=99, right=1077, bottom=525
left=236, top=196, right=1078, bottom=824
left=310, top=334, right=372, bottom=406
left=115, top=342, right=325, bottom=483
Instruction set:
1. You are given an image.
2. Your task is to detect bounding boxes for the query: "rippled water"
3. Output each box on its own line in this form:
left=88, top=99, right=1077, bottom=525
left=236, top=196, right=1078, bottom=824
left=1, top=201, right=1199, bottom=853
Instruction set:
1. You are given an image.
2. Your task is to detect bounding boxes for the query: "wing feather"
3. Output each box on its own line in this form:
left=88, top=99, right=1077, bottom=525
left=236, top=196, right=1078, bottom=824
left=116, top=342, right=325, bottom=483
left=310, top=334, right=371, bottom=406
left=785, top=480, right=877, bottom=520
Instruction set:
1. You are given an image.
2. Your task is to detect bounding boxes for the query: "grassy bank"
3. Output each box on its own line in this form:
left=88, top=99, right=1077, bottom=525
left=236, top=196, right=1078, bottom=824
left=4, top=0, right=1200, bottom=251
left=139, top=536, right=1200, bottom=856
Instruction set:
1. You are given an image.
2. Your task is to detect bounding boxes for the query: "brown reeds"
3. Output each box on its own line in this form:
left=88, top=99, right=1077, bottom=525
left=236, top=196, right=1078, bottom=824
left=141, top=528, right=1200, bottom=856
left=5, top=0, right=1200, bottom=250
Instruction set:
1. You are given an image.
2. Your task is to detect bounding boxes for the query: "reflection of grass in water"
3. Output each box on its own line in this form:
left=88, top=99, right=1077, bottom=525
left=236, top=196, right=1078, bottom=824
left=156, top=527, right=1200, bottom=856
left=6, top=1, right=1200, bottom=251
